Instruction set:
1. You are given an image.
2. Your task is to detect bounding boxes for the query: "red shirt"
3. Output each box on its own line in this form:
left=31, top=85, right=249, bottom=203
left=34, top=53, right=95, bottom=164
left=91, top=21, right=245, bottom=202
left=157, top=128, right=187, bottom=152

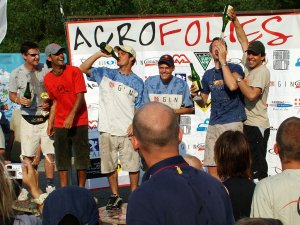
left=44, top=65, right=88, bottom=128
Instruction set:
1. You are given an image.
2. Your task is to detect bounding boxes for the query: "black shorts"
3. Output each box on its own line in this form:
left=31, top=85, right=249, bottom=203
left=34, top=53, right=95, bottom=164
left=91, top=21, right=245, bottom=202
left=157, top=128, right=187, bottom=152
left=54, top=125, right=90, bottom=170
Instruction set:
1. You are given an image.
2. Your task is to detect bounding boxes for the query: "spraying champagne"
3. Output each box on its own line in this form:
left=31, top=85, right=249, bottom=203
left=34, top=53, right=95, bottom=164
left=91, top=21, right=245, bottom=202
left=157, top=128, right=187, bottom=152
left=221, top=4, right=233, bottom=39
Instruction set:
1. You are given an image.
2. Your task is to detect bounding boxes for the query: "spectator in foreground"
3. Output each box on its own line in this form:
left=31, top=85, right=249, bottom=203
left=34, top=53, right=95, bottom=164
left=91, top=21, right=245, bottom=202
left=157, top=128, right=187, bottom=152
left=251, top=117, right=300, bottom=225
left=214, top=130, right=255, bottom=220
left=126, top=102, right=234, bottom=225
left=235, top=217, right=283, bottom=225
left=0, top=158, right=42, bottom=225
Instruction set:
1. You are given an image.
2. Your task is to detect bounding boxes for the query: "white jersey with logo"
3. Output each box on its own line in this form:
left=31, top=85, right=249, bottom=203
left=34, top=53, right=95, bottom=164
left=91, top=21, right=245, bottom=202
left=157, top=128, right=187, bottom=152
left=90, top=67, right=143, bottom=136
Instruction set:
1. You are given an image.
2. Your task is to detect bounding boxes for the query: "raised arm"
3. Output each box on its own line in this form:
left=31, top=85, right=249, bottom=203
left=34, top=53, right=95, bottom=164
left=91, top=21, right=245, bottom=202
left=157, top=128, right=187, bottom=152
left=228, top=8, right=249, bottom=53
left=79, top=51, right=110, bottom=76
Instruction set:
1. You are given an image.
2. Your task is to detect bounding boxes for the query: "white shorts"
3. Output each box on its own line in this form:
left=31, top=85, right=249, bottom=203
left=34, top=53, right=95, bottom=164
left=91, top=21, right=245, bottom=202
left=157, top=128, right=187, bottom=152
left=99, top=132, right=140, bottom=173
left=20, top=117, right=54, bottom=157
left=0, top=126, right=5, bottom=149
left=204, top=122, right=243, bottom=166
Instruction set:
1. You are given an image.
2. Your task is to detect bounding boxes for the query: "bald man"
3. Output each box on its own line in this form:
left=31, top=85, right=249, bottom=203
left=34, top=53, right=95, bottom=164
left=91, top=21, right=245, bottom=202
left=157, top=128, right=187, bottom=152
left=127, top=102, right=234, bottom=225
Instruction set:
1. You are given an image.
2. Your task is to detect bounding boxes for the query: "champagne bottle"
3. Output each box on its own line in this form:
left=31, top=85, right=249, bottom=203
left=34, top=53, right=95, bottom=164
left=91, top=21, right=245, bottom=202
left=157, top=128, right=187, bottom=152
left=24, top=82, right=31, bottom=99
left=221, top=4, right=233, bottom=39
left=190, top=63, right=203, bottom=92
left=99, top=42, right=118, bottom=60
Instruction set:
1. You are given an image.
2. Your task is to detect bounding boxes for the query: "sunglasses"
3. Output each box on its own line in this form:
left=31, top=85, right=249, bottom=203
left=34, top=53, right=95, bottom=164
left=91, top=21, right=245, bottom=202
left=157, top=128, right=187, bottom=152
left=26, top=53, right=40, bottom=57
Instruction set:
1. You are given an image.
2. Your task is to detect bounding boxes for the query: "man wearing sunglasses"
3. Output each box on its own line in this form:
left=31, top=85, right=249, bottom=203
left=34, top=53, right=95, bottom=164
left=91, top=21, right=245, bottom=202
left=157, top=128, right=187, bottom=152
left=229, top=9, right=270, bottom=181
left=9, top=41, right=55, bottom=193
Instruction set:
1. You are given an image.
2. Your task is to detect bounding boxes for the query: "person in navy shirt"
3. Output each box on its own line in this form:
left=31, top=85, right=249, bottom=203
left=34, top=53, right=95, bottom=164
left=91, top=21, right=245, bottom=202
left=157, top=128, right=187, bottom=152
left=127, top=102, right=235, bottom=225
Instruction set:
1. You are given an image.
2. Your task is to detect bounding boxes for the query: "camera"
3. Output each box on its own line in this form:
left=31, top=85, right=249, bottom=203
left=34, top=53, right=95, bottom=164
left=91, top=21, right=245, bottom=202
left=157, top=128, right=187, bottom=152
left=5, top=163, right=23, bottom=179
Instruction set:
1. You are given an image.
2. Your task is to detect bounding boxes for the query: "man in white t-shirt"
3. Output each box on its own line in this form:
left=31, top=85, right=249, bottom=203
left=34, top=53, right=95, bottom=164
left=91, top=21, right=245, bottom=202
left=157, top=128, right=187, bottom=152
left=251, top=117, right=300, bottom=225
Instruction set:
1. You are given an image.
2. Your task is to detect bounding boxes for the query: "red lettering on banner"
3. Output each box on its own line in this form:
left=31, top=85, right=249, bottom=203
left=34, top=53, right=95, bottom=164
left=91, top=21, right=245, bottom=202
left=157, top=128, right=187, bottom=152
left=262, top=16, right=292, bottom=46
left=228, top=16, right=292, bottom=46
left=159, top=20, right=181, bottom=45
left=229, top=18, right=261, bottom=42
left=206, top=22, right=213, bottom=43
left=185, top=21, right=201, bottom=46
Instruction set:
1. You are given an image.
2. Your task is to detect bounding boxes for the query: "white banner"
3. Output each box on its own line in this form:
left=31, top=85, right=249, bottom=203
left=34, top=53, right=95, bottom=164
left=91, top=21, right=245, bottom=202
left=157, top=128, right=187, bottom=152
left=66, top=12, right=300, bottom=186
left=0, top=0, right=7, bottom=44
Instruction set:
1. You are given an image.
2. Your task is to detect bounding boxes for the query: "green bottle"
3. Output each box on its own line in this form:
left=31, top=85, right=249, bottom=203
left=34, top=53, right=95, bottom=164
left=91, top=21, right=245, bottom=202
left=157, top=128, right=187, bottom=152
left=99, top=42, right=118, bottom=60
left=24, top=82, right=31, bottom=100
left=221, top=4, right=233, bottom=39
left=190, top=63, right=202, bottom=92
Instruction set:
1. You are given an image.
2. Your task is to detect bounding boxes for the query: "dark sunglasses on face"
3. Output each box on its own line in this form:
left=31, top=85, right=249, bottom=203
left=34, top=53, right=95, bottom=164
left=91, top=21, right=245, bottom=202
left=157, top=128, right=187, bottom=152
left=53, top=50, right=65, bottom=56
left=26, top=53, right=40, bottom=57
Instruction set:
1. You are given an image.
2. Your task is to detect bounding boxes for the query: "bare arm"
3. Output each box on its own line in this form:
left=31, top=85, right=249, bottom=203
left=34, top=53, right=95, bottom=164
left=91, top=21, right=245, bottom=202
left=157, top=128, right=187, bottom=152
left=47, top=100, right=56, bottom=136
left=79, top=51, right=110, bottom=76
left=231, top=73, right=262, bottom=101
left=229, top=8, right=248, bottom=52
left=174, top=107, right=194, bottom=115
left=9, top=92, right=31, bottom=107
left=63, top=92, right=85, bottom=129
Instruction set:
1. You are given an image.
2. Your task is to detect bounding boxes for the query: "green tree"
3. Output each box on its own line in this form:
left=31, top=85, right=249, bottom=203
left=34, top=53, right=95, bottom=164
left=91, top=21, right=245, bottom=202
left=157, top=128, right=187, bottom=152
left=0, top=0, right=299, bottom=52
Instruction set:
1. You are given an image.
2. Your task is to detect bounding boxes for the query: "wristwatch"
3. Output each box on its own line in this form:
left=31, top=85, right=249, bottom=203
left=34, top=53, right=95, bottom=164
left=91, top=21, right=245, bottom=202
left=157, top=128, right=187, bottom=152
left=236, top=77, right=242, bottom=83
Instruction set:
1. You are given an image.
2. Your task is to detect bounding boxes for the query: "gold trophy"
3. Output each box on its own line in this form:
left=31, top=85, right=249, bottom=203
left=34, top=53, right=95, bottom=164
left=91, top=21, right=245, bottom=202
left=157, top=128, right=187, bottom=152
left=40, top=92, right=50, bottom=117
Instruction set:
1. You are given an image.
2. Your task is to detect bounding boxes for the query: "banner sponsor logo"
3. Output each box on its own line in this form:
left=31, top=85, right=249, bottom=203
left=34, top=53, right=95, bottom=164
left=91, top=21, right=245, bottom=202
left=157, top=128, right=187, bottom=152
left=196, top=118, right=209, bottom=132
left=273, top=50, right=289, bottom=70
left=174, top=73, right=187, bottom=81
left=194, top=52, right=211, bottom=71
left=144, top=57, right=159, bottom=67
left=295, top=58, right=300, bottom=67
left=173, top=54, right=190, bottom=64
left=294, top=98, right=300, bottom=108
left=269, top=101, right=293, bottom=110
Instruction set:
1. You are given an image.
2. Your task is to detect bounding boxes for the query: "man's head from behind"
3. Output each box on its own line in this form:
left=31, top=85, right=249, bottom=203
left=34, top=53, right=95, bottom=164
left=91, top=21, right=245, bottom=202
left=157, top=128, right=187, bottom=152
left=131, top=102, right=182, bottom=166
left=275, top=117, right=300, bottom=164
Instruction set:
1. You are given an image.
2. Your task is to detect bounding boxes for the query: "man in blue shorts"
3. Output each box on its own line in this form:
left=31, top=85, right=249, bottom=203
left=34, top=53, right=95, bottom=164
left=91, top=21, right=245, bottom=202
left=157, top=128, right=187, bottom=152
left=191, top=38, right=246, bottom=179
left=142, top=54, right=193, bottom=115
left=80, top=45, right=143, bottom=210
left=127, top=102, right=234, bottom=225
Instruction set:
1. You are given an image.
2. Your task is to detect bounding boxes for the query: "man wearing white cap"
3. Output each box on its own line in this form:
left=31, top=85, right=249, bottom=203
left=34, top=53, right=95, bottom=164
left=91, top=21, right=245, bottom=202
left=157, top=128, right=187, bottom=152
left=44, top=43, right=90, bottom=188
left=80, top=45, right=143, bottom=210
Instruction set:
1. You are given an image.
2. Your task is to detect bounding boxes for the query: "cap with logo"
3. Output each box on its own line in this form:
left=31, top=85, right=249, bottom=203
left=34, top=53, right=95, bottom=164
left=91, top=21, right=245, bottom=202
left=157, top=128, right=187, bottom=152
left=114, top=45, right=136, bottom=59
left=158, top=54, right=174, bottom=67
left=246, top=41, right=265, bottom=55
left=45, top=43, right=66, bottom=57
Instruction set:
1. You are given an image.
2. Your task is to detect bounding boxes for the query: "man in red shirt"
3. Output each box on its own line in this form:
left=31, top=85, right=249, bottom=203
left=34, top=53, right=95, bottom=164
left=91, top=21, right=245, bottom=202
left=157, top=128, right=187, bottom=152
left=44, top=43, right=90, bottom=187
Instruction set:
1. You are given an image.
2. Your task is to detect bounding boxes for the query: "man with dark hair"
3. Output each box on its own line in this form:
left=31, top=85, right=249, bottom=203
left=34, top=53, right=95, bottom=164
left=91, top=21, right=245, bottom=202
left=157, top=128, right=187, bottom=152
left=9, top=41, right=55, bottom=193
left=191, top=37, right=246, bottom=179
left=142, top=54, right=193, bottom=115
left=230, top=9, right=270, bottom=180
left=251, top=117, right=300, bottom=225
left=44, top=43, right=90, bottom=188
left=80, top=45, right=143, bottom=210
left=127, top=102, right=234, bottom=225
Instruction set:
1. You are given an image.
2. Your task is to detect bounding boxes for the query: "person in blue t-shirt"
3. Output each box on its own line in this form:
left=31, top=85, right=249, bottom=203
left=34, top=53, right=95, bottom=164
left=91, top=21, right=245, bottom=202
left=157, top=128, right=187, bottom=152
left=142, top=54, right=193, bottom=115
left=127, top=102, right=234, bottom=225
left=191, top=37, right=246, bottom=179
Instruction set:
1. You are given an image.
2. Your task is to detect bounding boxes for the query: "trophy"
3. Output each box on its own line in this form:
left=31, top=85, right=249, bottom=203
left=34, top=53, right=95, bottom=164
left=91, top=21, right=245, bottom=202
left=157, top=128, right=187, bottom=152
left=40, top=92, right=50, bottom=117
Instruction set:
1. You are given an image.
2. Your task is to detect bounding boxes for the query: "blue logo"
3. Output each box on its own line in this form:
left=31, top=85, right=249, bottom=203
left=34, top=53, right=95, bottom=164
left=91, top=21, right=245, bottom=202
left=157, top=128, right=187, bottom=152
left=196, top=118, right=209, bottom=131
left=269, top=103, right=293, bottom=108
left=296, top=58, right=300, bottom=67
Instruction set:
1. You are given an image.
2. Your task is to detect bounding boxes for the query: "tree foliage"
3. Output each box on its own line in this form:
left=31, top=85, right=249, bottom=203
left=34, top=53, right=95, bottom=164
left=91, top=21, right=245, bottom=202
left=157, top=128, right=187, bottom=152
left=0, top=0, right=299, bottom=52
